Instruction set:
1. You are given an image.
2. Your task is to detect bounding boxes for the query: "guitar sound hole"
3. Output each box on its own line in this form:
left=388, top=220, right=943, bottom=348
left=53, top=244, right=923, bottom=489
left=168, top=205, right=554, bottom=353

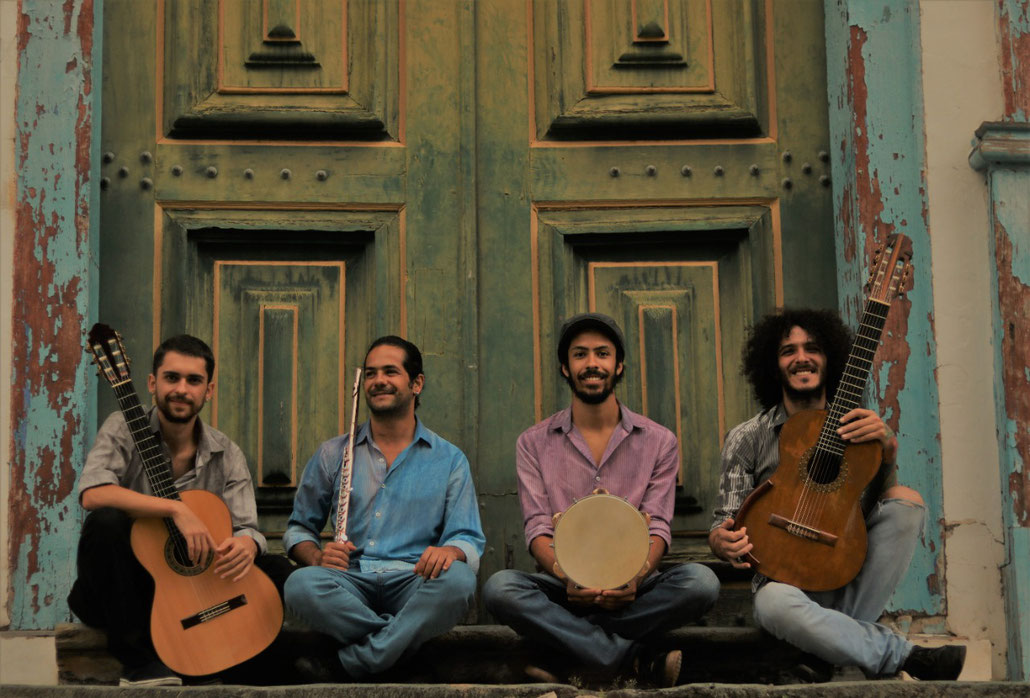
left=798, top=448, right=848, bottom=492
left=165, top=536, right=213, bottom=576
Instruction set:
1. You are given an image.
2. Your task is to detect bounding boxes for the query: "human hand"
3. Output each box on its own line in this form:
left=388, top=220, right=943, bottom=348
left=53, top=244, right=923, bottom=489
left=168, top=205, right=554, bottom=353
left=320, top=541, right=356, bottom=571
left=708, top=518, right=752, bottom=569
left=214, top=536, right=257, bottom=581
left=170, top=502, right=217, bottom=566
left=414, top=545, right=465, bottom=579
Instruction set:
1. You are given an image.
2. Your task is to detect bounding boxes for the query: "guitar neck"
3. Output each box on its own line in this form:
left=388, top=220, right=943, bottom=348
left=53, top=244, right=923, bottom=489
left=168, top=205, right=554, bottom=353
left=110, top=379, right=181, bottom=501
left=817, top=298, right=891, bottom=452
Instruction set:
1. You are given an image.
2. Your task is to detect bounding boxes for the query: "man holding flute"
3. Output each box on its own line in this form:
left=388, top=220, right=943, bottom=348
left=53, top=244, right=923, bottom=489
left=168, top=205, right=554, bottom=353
left=283, top=336, right=485, bottom=680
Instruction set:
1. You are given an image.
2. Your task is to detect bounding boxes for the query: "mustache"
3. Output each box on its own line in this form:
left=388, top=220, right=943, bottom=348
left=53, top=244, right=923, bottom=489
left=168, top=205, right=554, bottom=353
left=577, top=369, right=609, bottom=379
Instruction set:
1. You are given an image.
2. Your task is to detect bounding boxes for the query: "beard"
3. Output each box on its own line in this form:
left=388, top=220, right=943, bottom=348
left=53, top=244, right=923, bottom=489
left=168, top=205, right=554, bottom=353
left=565, top=368, right=619, bottom=404
left=155, top=394, right=201, bottom=423
left=782, top=382, right=824, bottom=404
left=780, top=365, right=825, bottom=405
left=365, top=386, right=414, bottom=416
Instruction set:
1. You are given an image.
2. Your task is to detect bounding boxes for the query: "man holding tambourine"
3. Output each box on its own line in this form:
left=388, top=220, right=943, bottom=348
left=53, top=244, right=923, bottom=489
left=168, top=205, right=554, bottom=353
left=483, top=313, right=720, bottom=687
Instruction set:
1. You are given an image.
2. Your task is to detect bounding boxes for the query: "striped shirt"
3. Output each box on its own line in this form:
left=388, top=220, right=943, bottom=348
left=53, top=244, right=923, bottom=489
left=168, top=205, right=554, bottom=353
left=515, top=403, right=679, bottom=547
left=711, top=403, right=897, bottom=531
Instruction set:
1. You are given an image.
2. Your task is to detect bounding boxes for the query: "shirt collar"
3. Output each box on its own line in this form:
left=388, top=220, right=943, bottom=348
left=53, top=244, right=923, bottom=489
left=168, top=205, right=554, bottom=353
left=353, top=417, right=433, bottom=448
left=146, top=407, right=222, bottom=466
left=769, top=403, right=789, bottom=429
left=549, top=401, right=643, bottom=434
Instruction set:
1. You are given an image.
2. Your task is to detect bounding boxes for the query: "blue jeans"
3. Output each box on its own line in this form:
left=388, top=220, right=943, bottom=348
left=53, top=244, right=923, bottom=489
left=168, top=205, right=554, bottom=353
left=284, top=562, right=476, bottom=677
left=483, top=563, right=720, bottom=668
left=752, top=497, right=926, bottom=676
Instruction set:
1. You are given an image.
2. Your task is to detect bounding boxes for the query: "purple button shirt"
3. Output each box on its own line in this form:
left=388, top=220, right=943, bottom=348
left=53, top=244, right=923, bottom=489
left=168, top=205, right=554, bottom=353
left=515, top=402, right=679, bottom=548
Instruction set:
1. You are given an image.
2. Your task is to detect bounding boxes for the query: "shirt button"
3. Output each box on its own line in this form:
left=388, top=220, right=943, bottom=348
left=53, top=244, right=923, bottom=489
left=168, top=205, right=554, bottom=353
left=378, top=457, right=384, bottom=463
left=369, top=540, right=376, bottom=546
left=375, top=511, right=381, bottom=518
left=595, top=476, right=601, bottom=482
left=380, top=484, right=386, bottom=489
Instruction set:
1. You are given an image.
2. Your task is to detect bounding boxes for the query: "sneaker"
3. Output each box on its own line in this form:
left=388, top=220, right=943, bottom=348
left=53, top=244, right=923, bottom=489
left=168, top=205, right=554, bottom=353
left=119, top=660, right=182, bottom=687
left=793, top=652, right=834, bottom=683
left=633, top=647, right=682, bottom=688
left=524, top=662, right=561, bottom=683
left=293, top=653, right=350, bottom=684
left=901, top=644, right=966, bottom=680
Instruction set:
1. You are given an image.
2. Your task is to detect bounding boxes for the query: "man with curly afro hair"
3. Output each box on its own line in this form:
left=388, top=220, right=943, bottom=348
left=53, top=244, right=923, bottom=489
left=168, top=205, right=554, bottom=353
left=708, top=308, right=965, bottom=681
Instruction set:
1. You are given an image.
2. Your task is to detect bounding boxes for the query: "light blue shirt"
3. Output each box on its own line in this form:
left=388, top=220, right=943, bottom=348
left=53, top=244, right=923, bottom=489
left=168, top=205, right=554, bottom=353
left=283, top=419, right=485, bottom=573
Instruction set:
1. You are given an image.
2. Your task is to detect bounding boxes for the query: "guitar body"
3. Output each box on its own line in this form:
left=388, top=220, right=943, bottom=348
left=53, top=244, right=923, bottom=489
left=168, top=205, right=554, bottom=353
left=130, top=489, right=283, bottom=676
left=734, top=409, right=883, bottom=591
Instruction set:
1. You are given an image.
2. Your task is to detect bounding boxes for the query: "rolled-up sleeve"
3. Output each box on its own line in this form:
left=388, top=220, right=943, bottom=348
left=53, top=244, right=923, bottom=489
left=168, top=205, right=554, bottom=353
left=220, top=442, right=267, bottom=554
left=78, top=413, right=133, bottom=496
left=637, top=429, right=678, bottom=547
left=438, top=453, right=486, bottom=574
left=516, top=431, right=554, bottom=546
left=711, top=424, right=758, bottom=530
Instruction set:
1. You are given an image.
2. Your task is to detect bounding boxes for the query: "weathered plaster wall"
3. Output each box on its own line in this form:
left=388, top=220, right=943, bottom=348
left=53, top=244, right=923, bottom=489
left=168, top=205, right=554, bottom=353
left=920, top=0, right=1007, bottom=678
left=824, top=0, right=944, bottom=617
left=1, top=0, right=21, bottom=632
left=6, top=0, right=97, bottom=632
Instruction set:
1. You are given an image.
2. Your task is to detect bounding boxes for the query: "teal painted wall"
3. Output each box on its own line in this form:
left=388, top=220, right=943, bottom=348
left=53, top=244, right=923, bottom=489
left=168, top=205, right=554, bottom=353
left=8, top=0, right=99, bottom=629
left=824, top=0, right=944, bottom=616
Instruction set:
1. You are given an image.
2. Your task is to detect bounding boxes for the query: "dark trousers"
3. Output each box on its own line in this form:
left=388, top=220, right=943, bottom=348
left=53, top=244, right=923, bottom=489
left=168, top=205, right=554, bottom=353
left=67, top=507, right=294, bottom=675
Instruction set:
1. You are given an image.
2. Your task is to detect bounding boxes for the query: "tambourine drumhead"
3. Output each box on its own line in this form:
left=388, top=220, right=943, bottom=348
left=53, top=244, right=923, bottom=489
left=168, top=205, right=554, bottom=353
left=552, top=493, right=650, bottom=590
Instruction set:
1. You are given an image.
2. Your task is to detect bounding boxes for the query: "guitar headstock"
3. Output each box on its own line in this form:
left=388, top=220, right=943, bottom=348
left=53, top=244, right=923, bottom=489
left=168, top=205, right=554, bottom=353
left=865, top=234, right=914, bottom=304
left=86, top=323, right=132, bottom=386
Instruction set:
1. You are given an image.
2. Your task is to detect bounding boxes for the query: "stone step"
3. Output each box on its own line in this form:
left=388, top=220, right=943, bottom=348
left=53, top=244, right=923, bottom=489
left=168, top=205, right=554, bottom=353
left=55, top=622, right=854, bottom=687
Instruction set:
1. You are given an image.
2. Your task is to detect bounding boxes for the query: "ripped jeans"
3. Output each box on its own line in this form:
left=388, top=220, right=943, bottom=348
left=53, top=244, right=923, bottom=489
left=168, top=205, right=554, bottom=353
left=752, top=497, right=926, bottom=676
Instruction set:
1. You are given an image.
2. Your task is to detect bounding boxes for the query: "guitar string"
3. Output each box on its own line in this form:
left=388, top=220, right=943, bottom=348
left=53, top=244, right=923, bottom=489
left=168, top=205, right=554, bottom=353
left=796, top=305, right=886, bottom=531
left=797, top=318, right=880, bottom=529
left=790, top=296, right=889, bottom=533
left=795, top=263, right=890, bottom=530
left=113, top=378, right=208, bottom=612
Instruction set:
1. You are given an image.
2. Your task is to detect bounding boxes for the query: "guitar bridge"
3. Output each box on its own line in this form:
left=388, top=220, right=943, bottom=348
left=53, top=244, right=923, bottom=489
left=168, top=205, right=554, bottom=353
left=180, top=594, right=248, bottom=630
left=768, top=514, right=839, bottom=547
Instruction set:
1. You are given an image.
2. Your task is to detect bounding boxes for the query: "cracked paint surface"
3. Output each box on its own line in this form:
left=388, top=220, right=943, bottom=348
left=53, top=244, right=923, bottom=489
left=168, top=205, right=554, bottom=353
left=8, top=0, right=95, bottom=629
left=999, top=0, right=1030, bottom=122
left=825, top=0, right=943, bottom=615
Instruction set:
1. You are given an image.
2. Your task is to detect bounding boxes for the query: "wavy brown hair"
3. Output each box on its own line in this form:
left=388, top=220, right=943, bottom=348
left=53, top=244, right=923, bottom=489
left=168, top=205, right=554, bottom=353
left=742, top=308, right=854, bottom=409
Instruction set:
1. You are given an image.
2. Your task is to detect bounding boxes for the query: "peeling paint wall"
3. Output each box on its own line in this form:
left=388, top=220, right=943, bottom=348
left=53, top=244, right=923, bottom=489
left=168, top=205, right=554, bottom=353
left=999, top=0, right=1030, bottom=122
left=824, top=0, right=944, bottom=616
left=1, top=0, right=22, bottom=631
left=967, top=0, right=1030, bottom=679
left=920, top=0, right=1007, bottom=678
left=5, top=0, right=98, bottom=630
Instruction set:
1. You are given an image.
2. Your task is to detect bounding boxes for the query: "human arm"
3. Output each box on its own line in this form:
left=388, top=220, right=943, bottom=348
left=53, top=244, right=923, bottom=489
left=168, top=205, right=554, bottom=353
left=426, top=450, right=485, bottom=575
left=284, top=439, right=343, bottom=566
left=708, top=421, right=760, bottom=568
left=217, top=441, right=267, bottom=555
left=81, top=484, right=216, bottom=566
left=837, top=408, right=897, bottom=464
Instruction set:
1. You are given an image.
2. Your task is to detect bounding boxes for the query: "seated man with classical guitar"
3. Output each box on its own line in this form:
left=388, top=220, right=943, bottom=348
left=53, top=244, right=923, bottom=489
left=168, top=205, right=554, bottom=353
left=483, top=313, right=720, bottom=688
left=709, top=308, right=965, bottom=680
left=283, top=336, right=485, bottom=680
left=69, top=333, right=292, bottom=687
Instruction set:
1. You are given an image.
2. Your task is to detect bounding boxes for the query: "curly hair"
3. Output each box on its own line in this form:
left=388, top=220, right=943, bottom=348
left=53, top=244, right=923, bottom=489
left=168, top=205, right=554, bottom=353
left=742, top=308, right=854, bottom=409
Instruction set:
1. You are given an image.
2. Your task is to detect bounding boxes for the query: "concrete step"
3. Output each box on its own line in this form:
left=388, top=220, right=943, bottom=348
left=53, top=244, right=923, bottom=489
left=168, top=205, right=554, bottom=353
left=55, top=622, right=855, bottom=687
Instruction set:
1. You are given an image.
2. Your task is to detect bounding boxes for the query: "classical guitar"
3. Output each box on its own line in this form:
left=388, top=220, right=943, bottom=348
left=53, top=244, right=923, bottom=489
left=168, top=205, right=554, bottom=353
left=732, top=234, right=914, bottom=592
left=86, top=324, right=283, bottom=676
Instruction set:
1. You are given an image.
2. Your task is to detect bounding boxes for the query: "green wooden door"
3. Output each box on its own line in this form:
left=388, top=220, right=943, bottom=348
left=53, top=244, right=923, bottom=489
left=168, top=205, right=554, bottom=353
left=99, top=1, right=835, bottom=584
